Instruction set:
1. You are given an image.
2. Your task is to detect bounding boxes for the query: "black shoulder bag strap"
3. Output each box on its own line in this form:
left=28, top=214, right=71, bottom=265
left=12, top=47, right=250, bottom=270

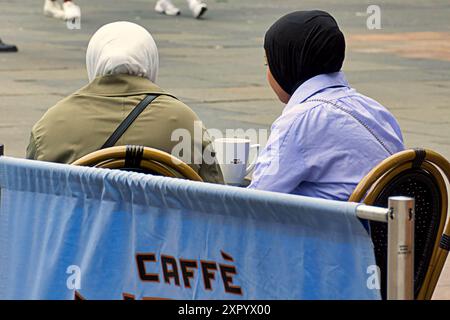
left=101, top=94, right=159, bottom=149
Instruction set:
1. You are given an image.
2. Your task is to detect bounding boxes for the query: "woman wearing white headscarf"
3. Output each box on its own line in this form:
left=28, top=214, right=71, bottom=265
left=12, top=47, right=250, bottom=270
left=86, top=21, right=159, bottom=83
left=27, top=21, right=223, bottom=184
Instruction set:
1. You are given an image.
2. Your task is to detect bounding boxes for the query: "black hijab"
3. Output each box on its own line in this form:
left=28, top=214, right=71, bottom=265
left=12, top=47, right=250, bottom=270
left=264, top=10, right=346, bottom=95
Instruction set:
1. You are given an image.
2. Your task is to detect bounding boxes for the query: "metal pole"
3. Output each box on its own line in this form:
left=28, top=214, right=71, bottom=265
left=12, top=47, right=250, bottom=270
left=356, top=204, right=389, bottom=223
left=387, top=196, right=415, bottom=300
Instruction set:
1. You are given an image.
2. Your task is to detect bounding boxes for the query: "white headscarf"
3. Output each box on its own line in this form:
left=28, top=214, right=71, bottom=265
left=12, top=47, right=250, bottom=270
left=86, top=21, right=159, bottom=83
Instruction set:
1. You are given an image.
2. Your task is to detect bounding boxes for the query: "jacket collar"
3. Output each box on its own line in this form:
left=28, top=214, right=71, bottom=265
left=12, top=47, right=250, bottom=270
left=75, top=74, right=166, bottom=97
left=284, top=71, right=350, bottom=112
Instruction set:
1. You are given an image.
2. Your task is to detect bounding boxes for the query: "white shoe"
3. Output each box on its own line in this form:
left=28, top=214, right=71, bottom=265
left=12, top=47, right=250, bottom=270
left=62, top=1, right=81, bottom=21
left=43, top=0, right=65, bottom=20
left=155, top=0, right=180, bottom=16
left=188, top=0, right=207, bottom=19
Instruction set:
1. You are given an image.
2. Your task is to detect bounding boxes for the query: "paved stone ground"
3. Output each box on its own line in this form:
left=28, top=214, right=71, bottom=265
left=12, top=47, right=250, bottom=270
left=1, top=0, right=450, bottom=299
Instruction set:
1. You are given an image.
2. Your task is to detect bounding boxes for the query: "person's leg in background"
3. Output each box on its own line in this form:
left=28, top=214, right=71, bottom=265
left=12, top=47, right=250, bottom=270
left=155, top=0, right=207, bottom=19
left=154, top=0, right=180, bottom=16
left=187, top=0, right=207, bottom=19
left=44, top=0, right=80, bottom=21
left=0, top=38, right=18, bottom=53
left=44, top=0, right=65, bottom=19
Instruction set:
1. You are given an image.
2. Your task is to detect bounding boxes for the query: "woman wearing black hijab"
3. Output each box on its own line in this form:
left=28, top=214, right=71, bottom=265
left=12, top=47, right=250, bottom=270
left=248, top=10, right=405, bottom=200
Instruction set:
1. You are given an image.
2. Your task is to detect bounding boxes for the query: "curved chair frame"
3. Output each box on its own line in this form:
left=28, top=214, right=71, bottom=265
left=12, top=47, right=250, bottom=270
left=349, top=149, right=450, bottom=299
left=72, top=145, right=203, bottom=182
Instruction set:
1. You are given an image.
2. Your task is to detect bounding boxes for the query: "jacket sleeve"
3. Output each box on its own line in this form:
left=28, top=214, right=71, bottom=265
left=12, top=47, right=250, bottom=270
left=248, top=112, right=308, bottom=193
left=26, top=132, right=39, bottom=160
left=198, top=128, right=224, bottom=184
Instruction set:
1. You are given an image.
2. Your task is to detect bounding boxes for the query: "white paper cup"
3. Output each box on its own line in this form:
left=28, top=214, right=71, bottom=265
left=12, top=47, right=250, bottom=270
left=213, top=138, right=259, bottom=186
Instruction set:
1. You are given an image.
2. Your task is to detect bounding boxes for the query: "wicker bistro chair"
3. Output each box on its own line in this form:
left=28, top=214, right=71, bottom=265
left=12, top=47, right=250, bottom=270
left=349, top=148, right=450, bottom=299
left=72, top=145, right=203, bottom=182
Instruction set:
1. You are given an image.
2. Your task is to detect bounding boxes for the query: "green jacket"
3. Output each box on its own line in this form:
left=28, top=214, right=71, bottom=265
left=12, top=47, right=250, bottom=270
left=27, top=74, right=224, bottom=184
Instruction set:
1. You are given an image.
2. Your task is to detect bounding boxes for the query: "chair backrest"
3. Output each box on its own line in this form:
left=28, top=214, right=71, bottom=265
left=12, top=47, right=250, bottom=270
left=349, top=148, right=450, bottom=299
left=72, top=145, right=203, bottom=182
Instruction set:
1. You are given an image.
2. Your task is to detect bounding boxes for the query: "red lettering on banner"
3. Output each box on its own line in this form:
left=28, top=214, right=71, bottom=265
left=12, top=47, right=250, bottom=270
left=73, top=251, right=243, bottom=300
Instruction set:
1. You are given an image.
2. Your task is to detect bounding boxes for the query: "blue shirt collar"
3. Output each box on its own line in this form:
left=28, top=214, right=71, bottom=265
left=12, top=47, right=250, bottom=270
left=284, top=72, right=350, bottom=112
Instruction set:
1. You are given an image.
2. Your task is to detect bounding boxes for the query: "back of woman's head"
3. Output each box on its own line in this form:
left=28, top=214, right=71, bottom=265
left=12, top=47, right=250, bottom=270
left=86, top=21, right=159, bottom=83
left=264, top=10, right=345, bottom=95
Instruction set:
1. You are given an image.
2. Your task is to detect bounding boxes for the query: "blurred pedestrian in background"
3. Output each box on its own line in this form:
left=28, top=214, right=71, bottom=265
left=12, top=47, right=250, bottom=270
left=43, top=0, right=81, bottom=21
left=155, top=0, right=207, bottom=18
left=0, top=38, right=18, bottom=53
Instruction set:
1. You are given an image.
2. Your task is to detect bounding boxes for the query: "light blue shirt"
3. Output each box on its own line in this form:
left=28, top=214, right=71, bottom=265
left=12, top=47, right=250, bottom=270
left=248, top=72, right=404, bottom=201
